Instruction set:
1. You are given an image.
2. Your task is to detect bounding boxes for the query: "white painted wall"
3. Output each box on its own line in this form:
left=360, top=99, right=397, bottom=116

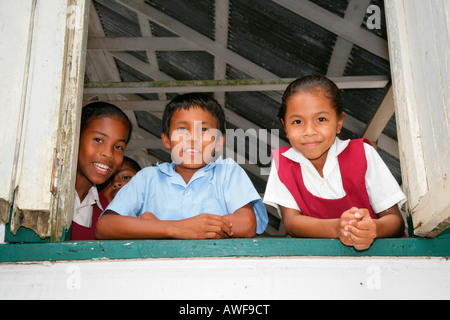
left=0, top=257, right=449, bottom=299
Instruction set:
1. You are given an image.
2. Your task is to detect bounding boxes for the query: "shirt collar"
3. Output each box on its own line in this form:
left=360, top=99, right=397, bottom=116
left=73, top=186, right=103, bottom=227
left=76, top=186, right=101, bottom=207
left=282, top=138, right=350, bottom=178
left=156, top=156, right=222, bottom=185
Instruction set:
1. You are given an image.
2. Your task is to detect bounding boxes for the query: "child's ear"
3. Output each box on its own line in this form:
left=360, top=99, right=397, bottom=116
left=336, top=112, right=345, bottom=134
left=161, top=133, right=171, bottom=150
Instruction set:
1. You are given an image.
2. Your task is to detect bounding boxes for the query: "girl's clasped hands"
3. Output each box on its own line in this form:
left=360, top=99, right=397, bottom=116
left=339, top=207, right=377, bottom=250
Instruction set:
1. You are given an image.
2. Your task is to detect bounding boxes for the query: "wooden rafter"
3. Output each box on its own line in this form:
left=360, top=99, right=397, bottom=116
left=115, top=0, right=277, bottom=79
left=83, top=76, right=390, bottom=94
left=273, top=0, right=389, bottom=60
left=327, top=0, right=372, bottom=76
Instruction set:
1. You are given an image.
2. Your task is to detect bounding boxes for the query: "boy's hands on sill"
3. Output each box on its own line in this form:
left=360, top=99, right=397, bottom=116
left=138, top=211, right=233, bottom=239
left=138, top=203, right=257, bottom=239
left=97, top=206, right=257, bottom=240
left=170, top=213, right=233, bottom=239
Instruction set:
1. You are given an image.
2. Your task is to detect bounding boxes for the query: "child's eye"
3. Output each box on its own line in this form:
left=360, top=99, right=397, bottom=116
left=292, top=120, right=302, bottom=125
left=317, top=117, right=326, bottom=122
left=115, top=145, right=124, bottom=151
left=122, top=176, right=131, bottom=180
left=94, top=137, right=103, bottom=143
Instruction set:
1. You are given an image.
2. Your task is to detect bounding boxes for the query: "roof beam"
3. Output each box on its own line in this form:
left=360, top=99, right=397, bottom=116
left=85, top=3, right=166, bottom=165
left=115, top=0, right=277, bottom=79
left=83, top=99, right=168, bottom=112
left=363, top=85, right=395, bottom=146
left=344, top=112, right=399, bottom=158
left=109, top=51, right=173, bottom=81
left=272, top=0, right=389, bottom=60
left=214, top=0, right=230, bottom=106
left=85, top=2, right=124, bottom=101
left=84, top=76, right=390, bottom=94
left=138, top=14, right=166, bottom=101
left=327, top=0, right=372, bottom=76
left=87, top=37, right=199, bottom=51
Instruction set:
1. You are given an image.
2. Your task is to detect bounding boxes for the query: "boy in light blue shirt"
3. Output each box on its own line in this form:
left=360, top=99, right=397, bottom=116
left=96, top=93, right=268, bottom=239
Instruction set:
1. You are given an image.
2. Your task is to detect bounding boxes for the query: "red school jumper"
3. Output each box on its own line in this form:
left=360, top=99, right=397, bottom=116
left=272, top=138, right=378, bottom=220
left=70, top=192, right=109, bottom=240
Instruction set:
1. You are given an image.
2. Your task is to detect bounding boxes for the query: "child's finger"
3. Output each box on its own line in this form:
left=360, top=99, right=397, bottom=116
left=205, top=214, right=233, bottom=237
left=346, top=231, right=373, bottom=250
left=354, top=208, right=371, bottom=220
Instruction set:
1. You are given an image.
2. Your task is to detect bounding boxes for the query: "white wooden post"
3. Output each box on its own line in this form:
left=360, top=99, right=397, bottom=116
left=385, top=0, right=450, bottom=237
left=0, top=0, right=36, bottom=225
left=0, top=0, right=89, bottom=241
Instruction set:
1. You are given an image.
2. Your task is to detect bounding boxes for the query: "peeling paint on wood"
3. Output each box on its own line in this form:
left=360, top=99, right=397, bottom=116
left=0, top=199, right=10, bottom=225
left=10, top=209, right=50, bottom=239
left=386, top=0, right=450, bottom=238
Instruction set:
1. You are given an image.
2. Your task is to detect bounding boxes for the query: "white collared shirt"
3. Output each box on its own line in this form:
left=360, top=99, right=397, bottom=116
left=73, top=186, right=104, bottom=228
left=263, top=138, right=406, bottom=216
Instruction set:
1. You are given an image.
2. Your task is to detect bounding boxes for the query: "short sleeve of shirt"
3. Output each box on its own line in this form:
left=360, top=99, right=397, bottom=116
left=263, top=160, right=300, bottom=216
left=364, top=144, right=406, bottom=213
left=219, top=159, right=269, bottom=234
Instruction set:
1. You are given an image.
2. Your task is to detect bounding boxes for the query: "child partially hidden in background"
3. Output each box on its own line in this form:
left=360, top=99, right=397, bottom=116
left=264, top=75, right=406, bottom=250
left=71, top=102, right=132, bottom=241
left=100, top=156, right=141, bottom=203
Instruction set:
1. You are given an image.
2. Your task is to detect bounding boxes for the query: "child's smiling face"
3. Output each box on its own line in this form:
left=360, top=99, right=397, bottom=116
left=101, top=161, right=138, bottom=202
left=281, top=90, right=344, bottom=174
left=77, top=116, right=129, bottom=197
left=161, top=106, right=224, bottom=172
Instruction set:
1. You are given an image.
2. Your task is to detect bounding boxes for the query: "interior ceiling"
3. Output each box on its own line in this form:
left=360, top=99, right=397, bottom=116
left=83, top=0, right=400, bottom=233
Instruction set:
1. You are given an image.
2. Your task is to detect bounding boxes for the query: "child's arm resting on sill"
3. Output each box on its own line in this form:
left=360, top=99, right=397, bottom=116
left=280, top=204, right=405, bottom=250
left=96, top=210, right=232, bottom=240
left=95, top=207, right=258, bottom=240
left=343, top=205, right=405, bottom=250
left=139, top=204, right=257, bottom=238
left=224, top=203, right=257, bottom=238
left=280, top=206, right=341, bottom=239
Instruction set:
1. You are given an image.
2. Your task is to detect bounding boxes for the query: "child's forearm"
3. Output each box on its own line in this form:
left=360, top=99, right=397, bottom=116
left=224, top=203, right=257, bottom=238
left=281, top=206, right=340, bottom=238
left=374, top=208, right=405, bottom=238
left=95, top=211, right=174, bottom=239
left=288, top=215, right=340, bottom=238
left=95, top=211, right=233, bottom=240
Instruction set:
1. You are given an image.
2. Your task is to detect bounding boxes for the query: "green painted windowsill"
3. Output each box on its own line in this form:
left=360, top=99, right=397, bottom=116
left=1, top=236, right=450, bottom=263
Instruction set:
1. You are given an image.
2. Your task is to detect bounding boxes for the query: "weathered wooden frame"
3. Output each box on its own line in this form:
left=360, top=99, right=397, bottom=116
left=385, top=0, right=450, bottom=237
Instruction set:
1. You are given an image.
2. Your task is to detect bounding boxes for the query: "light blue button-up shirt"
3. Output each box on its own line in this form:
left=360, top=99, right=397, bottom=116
left=105, top=157, right=268, bottom=234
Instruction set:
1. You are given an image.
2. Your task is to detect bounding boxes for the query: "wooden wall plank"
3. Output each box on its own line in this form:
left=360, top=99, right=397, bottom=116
left=0, top=0, right=35, bottom=224
left=386, top=0, right=450, bottom=237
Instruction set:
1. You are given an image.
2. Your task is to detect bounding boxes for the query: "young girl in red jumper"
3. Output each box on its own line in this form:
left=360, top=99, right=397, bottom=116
left=71, top=102, right=132, bottom=240
left=264, top=76, right=406, bottom=250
